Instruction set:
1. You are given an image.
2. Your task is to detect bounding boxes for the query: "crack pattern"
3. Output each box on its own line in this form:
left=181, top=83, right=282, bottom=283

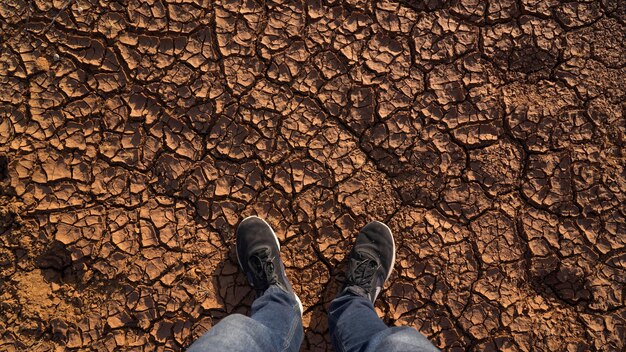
left=0, top=0, right=625, bottom=350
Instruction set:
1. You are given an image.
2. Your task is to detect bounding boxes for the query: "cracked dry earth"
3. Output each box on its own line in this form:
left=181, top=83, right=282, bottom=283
left=0, top=0, right=625, bottom=351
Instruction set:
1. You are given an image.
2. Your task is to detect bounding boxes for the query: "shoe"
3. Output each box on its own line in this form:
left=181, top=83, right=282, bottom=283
left=236, top=216, right=302, bottom=311
left=341, top=221, right=396, bottom=303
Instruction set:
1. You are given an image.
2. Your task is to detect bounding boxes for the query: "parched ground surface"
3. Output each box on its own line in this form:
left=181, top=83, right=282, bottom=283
left=1, top=0, right=625, bottom=351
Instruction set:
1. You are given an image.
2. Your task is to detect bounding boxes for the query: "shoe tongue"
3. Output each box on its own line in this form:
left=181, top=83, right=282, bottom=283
left=250, top=247, right=271, bottom=263
left=249, top=254, right=265, bottom=272
left=356, top=249, right=380, bottom=264
left=249, top=247, right=276, bottom=288
left=349, top=251, right=379, bottom=283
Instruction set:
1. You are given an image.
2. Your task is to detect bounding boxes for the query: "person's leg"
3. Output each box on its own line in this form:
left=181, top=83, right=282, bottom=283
left=328, top=221, right=439, bottom=352
left=187, top=286, right=302, bottom=352
left=328, top=291, right=388, bottom=351
left=329, top=293, right=437, bottom=352
left=187, top=314, right=274, bottom=352
left=249, top=285, right=303, bottom=351
left=364, top=326, right=438, bottom=352
left=187, top=216, right=303, bottom=352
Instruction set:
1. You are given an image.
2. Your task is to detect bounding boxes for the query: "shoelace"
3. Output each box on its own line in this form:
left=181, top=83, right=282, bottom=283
left=248, top=247, right=277, bottom=289
left=346, top=253, right=380, bottom=290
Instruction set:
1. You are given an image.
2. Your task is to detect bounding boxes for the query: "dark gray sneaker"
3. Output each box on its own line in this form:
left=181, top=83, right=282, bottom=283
left=236, top=216, right=302, bottom=312
left=341, top=221, right=396, bottom=303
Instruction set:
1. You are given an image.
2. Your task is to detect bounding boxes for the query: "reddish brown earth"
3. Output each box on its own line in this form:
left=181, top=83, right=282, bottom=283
left=1, top=0, right=625, bottom=351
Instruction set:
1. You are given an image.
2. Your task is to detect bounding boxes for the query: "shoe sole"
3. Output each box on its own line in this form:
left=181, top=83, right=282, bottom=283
left=371, top=220, right=396, bottom=281
left=236, top=215, right=303, bottom=315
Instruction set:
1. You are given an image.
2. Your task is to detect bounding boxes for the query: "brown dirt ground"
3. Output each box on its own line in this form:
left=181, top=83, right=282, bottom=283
left=1, top=0, right=625, bottom=351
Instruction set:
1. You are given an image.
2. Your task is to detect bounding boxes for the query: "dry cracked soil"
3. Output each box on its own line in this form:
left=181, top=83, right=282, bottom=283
left=1, top=0, right=625, bottom=351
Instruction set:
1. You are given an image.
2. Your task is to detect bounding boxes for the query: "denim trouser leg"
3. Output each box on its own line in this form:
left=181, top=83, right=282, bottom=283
left=187, top=286, right=303, bottom=352
left=329, top=293, right=439, bottom=352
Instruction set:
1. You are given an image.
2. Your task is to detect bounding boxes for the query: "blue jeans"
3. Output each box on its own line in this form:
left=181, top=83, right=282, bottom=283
left=187, top=287, right=439, bottom=352
left=329, top=292, right=438, bottom=352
